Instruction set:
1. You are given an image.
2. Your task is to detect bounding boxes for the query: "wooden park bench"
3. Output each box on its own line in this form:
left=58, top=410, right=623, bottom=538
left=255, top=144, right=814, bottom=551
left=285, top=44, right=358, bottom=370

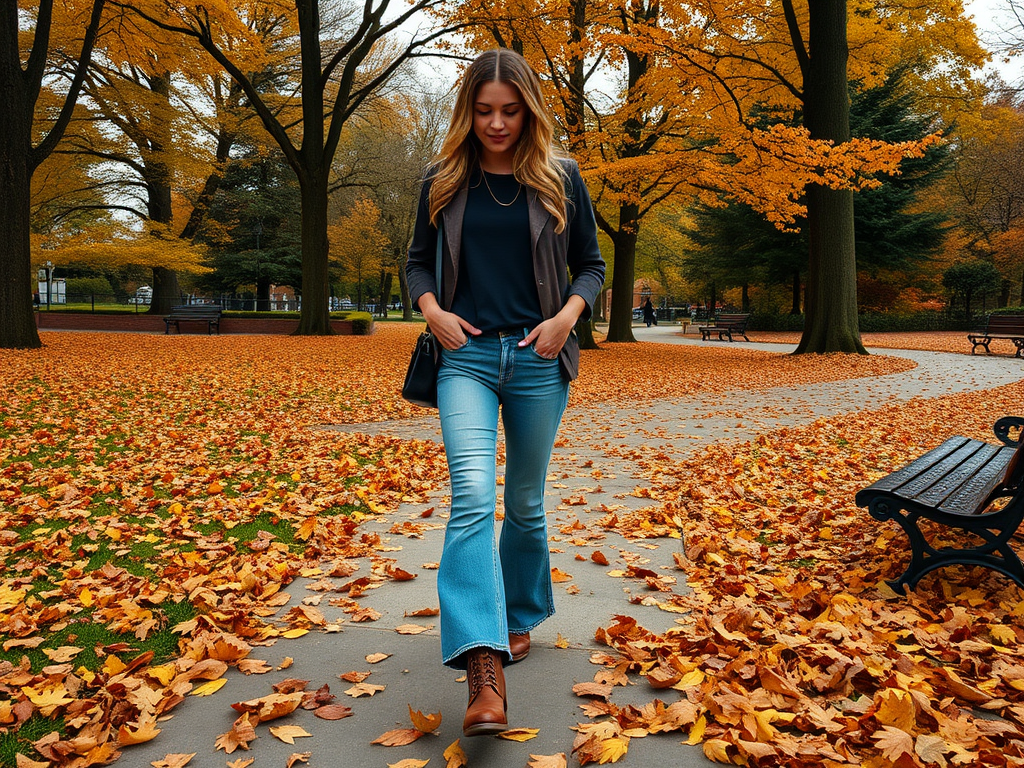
left=967, top=314, right=1024, bottom=357
left=856, top=416, right=1024, bottom=593
left=698, top=313, right=750, bottom=342
left=164, top=304, right=222, bottom=335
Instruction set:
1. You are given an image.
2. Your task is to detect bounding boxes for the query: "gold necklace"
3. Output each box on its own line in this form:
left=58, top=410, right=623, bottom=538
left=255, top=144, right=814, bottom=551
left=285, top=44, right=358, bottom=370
left=481, top=171, right=522, bottom=207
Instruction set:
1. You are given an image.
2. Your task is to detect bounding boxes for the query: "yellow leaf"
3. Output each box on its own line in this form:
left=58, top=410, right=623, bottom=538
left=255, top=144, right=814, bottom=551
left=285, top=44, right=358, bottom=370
left=686, top=715, right=707, bottom=745
left=79, top=587, right=93, bottom=607
left=118, top=719, right=162, bottom=745
left=191, top=678, right=227, bottom=696
left=498, top=728, right=539, bottom=742
left=597, top=735, right=629, bottom=763
left=673, top=669, right=705, bottom=689
left=991, top=624, right=1016, bottom=645
left=703, top=739, right=732, bottom=762
left=103, top=655, right=126, bottom=676
left=388, top=760, right=430, bottom=768
left=269, top=725, right=312, bottom=745
left=281, top=628, right=309, bottom=639
left=443, top=739, right=468, bottom=768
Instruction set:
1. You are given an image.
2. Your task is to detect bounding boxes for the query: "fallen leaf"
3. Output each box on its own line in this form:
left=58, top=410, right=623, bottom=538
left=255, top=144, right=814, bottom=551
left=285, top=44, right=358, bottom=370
left=345, top=683, right=385, bottom=697
left=395, top=624, right=432, bottom=635
left=225, top=759, right=255, bottom=768
left=443, top=739, right=468, bottom=768
left=366, top=653, right=391, bottom=663
left=388, top=760, right=430, bottom=768
left=118, top=719, right=161, bottom=745
left=285, top=754, right=311, bottom=768
left=498, top=728, right=540, bottom=742
left=527, top=755, right=567, bottom=768
left=190, top=678, right=227, bottom=697
left=409, top=705, right=442, bottom=733
left=315, top=704, right=354, bottom=720
left=269, top=725, right=312, bottom=745
left=372, top=728, right=425, bottom=746
left=149, top=754, right=195, bottom=768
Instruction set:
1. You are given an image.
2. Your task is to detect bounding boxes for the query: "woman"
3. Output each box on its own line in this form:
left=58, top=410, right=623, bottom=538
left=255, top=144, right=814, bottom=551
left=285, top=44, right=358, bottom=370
left=405, top=49, right=605, bottom=736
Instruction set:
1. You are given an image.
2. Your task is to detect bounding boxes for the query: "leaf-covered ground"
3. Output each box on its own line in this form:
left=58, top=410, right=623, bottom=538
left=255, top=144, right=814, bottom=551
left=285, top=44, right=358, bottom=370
left=745, top=330, right=1018, bottom=357
left=0, top=326, right=994, bottom=767
left=582, top=379, right=1024, bottom=767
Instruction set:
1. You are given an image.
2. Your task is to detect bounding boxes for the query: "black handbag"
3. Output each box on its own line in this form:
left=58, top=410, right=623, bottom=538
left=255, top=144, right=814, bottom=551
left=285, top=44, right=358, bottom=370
left=401, top=222, right=443, bottom=408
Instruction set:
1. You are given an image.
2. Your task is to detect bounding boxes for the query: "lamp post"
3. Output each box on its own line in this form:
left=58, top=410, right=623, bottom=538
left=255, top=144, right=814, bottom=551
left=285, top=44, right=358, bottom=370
left=254, top=219, right=263, bottom=312
left=45, top=261, right=53, bottom=309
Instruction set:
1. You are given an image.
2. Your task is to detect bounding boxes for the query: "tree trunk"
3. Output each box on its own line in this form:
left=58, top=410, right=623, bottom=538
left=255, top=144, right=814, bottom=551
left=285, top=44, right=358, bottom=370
left=791, top=270, right=802, bottom=314
left=146, top=72, right=181, bottom=315
left=0, top=120, right=40, bottom=349
left=999, top=279, right=1010, bottom=308
left=257, top=275, right=271, bottom=311
left=399, top=261, right=413, bottom=321
left=605, top=204, right=639, bottom=343
left=708, top=281, right=717, bottom=319
left=794, top=0, right=866, bottom=354
left=576, top=316, right=598, bottom=349
left=151, top=267, right=181, bottom=312
left=295, top=174, right=333, bottom=334
left=741, top=283, right=749, bottom=312
left=379, top=270, right=393, bottom=317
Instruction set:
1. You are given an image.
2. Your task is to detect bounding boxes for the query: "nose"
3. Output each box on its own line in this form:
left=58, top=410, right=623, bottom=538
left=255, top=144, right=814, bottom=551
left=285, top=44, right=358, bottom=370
left=489, top=112, right=504, bottom=130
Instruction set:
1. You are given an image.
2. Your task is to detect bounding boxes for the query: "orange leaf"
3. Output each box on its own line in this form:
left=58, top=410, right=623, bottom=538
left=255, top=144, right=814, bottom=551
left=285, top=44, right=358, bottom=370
left=409, top=705, right=442, bottom=733
left=371, top=728, right=425, bottom=746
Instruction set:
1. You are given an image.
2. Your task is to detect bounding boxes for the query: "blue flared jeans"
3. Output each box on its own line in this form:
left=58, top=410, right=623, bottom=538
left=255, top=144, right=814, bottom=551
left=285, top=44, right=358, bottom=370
left=436, top=330, right=570, bottom=669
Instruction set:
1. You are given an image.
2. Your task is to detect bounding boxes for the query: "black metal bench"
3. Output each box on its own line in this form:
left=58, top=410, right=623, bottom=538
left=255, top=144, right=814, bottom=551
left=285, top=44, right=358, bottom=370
left=967, top=314, right=1024, bottom=357
left=164, top=304, right=222, bottom=335
left=856, top=416, right=1024, bottom=593
left=698, top=313, right=750, bottom=342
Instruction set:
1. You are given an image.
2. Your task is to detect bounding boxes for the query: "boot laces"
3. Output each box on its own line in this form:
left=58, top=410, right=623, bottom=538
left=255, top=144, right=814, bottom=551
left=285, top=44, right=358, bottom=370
left=468, top=651, right=499, bottom=694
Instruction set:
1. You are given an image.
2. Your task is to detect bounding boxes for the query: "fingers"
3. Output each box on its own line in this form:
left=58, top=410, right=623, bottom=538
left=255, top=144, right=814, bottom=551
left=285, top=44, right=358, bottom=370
left=518, top=328, right=540, bottom=347
left=459, top=319, right=483, bottom=337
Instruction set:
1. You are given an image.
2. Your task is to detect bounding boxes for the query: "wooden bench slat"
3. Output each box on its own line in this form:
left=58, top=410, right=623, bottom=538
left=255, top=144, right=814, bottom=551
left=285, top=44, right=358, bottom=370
left=890, top=440, right=991, bottom=502
left=860, top=436, right=971, bottom=495
left=913, top=442, right=1001, bottom=508
left=939, top=446, right=1017, bottom=516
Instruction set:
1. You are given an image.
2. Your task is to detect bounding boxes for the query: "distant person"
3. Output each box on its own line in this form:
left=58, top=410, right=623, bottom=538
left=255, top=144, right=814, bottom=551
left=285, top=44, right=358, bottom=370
left=642, top=298, right=656, bottom=327
left=405, top=49, right=605, bottom=737
left=32, top=292, right=41, bottom=308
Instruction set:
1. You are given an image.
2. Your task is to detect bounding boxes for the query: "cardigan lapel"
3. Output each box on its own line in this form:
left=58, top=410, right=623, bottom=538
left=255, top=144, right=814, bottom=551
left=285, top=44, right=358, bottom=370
left=441, top=186, right=469, bottom=309
left=527, top=187, right=550, bottom=252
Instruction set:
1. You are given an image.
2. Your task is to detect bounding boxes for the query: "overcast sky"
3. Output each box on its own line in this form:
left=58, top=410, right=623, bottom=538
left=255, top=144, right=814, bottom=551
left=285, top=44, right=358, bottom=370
left=965, top=0, right=1023, bottom=82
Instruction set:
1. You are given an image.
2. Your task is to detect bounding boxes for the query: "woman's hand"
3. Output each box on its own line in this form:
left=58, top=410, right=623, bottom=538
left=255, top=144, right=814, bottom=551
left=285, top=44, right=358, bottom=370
left=519, top=295, right=587, bottom=359
left=422, top=298, right=481, bottom=350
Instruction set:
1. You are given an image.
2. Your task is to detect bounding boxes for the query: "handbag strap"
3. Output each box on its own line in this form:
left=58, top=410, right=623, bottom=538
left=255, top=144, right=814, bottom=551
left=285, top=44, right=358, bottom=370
left=435, top=220, right=443, bottom=299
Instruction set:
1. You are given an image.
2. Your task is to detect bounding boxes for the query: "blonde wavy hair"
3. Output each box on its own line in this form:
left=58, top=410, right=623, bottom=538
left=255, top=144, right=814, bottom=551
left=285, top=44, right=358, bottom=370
left=428, top=49, right=568, bottom=233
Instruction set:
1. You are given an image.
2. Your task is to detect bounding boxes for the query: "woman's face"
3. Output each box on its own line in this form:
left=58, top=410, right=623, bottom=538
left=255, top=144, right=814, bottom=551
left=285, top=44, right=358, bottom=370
left=472, top=80, right=525, bottom=161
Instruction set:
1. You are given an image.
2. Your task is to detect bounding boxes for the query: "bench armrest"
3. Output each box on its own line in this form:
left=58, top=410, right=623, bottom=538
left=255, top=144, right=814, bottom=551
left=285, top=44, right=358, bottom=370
left=995, top=417, right=1024, bottom=447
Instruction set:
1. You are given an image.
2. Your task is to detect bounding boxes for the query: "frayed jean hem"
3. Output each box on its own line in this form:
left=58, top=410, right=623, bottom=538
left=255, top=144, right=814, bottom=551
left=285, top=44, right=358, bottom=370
left=443, top=640, right=512, bottom=671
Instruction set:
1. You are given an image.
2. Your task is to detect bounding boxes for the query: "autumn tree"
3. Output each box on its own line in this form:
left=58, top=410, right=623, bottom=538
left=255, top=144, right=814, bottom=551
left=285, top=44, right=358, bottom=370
left=329, top=198, right=389, bottom=311
left=116, top=0, right=458, bottom=335
left=1, top=0, right=106, bottom=349
left=330, top=91, right=448, bottom=319
left=940, top=88, right=1024, bottom=306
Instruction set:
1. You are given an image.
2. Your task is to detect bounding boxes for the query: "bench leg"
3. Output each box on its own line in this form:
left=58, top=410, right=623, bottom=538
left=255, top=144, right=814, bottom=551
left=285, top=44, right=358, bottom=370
left=1014, top=339, right=1024, bottom=358
left=868, top=499, right=1024, bottom=593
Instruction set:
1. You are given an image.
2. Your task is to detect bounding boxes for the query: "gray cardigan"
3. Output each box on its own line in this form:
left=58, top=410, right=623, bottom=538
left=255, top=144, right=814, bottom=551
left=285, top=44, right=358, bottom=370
left=405, top=158, right=606, bottom=381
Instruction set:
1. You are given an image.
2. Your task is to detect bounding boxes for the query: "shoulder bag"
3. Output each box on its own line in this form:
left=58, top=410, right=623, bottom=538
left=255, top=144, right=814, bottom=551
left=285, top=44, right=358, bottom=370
left=400, top=222, right=442, bottom=408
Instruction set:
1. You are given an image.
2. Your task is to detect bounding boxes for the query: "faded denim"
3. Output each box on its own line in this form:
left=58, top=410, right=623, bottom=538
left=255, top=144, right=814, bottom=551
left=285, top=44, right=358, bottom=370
left=436, top=330, right=569, bottom=669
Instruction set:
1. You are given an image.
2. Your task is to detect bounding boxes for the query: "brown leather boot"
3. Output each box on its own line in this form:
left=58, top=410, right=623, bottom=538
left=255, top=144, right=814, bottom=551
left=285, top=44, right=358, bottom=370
left=463, top=648, right=507, bottom=737
left=508, top=632, right=531, bottom=663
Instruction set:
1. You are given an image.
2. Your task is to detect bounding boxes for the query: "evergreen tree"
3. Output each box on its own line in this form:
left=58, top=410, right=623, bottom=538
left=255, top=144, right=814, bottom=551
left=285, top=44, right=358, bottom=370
left=195, top=153, right=302, bottom=307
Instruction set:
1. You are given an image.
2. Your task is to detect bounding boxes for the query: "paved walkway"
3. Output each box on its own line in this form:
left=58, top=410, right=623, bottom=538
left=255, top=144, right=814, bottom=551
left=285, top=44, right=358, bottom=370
left=127, top=327, right=1023, bottom=768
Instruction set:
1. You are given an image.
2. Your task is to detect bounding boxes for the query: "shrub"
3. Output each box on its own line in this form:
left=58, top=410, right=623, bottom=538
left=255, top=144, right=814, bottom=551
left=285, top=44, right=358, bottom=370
left=66, top=277, right=114, bottom=298
left=348, top=312, right=373, bottom=335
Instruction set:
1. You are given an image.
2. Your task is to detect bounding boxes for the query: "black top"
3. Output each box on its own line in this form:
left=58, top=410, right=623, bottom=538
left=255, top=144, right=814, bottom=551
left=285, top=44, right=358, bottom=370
left=448, top=171, right=542, bottom=333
